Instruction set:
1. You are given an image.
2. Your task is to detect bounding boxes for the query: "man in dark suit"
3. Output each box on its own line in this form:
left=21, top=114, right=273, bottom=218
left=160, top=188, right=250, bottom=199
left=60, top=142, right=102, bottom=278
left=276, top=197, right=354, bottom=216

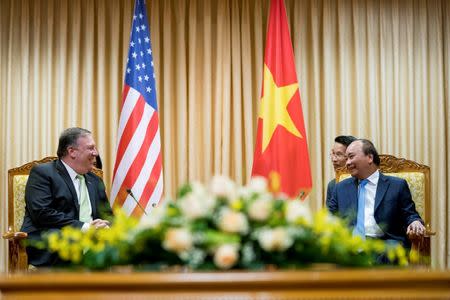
left=21, top=127, right=112, bottom=266
left=326, top=135, right=357, bottom=204
left=327, top=139, right=425, bottom=247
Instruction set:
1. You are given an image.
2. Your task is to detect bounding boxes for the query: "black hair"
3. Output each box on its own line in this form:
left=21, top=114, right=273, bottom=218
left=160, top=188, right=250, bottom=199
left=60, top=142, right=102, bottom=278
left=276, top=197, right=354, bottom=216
left=334, top=135, right=357, bottom=147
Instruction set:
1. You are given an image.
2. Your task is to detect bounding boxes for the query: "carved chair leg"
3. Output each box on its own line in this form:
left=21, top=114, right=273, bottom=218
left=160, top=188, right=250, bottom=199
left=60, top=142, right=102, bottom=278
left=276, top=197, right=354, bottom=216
left=8, top=240, right=28, bottom=272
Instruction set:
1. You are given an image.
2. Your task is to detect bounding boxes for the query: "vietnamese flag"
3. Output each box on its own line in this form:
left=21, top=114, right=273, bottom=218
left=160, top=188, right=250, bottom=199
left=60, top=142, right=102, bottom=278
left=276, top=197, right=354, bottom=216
left=251, top=0, right=312, bottom=199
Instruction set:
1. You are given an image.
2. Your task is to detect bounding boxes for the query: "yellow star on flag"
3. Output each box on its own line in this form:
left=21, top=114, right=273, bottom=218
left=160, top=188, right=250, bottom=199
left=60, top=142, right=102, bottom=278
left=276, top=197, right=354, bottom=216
left=259, top=64, right=302, bottom=152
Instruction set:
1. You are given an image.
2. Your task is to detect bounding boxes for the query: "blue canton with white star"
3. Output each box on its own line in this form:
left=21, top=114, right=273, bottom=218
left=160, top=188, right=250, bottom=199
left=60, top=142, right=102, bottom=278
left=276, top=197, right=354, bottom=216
left=125, top=0, right=158, bottom=110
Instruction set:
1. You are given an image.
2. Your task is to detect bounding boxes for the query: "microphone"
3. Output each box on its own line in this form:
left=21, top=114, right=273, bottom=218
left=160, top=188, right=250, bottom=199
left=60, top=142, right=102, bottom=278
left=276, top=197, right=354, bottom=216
left=125, top=188, right=147, bottom=216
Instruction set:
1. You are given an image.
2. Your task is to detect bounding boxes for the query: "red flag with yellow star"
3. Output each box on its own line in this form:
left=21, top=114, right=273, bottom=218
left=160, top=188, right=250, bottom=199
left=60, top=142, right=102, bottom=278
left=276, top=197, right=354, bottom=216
left=251, top=0, right=312, bottom=199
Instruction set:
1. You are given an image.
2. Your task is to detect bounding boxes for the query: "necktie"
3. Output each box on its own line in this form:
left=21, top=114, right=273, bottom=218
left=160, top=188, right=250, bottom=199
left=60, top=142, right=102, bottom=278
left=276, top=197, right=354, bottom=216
left=353, top=179, right=369, bottom=238
left=76, top=174, right=92, bottom=223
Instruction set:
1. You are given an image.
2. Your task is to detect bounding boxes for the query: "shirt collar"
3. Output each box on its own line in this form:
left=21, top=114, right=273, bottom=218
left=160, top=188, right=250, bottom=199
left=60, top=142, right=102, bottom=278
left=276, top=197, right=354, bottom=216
left=61, top=159, right=80, bottom=181
left=365, top=169, right=380, bottom=185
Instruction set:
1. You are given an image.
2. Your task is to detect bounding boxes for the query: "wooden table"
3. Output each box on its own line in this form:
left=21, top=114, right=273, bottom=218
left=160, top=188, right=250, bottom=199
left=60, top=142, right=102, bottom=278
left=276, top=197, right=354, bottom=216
left=1, top=269, right=450, bottom=299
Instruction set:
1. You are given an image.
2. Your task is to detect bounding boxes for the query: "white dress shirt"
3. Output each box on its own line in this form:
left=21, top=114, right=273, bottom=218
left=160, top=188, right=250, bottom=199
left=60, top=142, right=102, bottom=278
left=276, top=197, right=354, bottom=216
left=363, top=170, right=384, bottom=237
left=61, top=160, right=92, bottom=231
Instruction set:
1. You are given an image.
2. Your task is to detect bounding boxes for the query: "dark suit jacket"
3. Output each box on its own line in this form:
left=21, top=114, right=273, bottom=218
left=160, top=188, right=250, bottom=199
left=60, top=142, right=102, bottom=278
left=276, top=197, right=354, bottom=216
left=326, top=178, right=336, bottom=206
left=327, top=173, right=422, bottom=247
left=21, top=159, right=112, bottom=266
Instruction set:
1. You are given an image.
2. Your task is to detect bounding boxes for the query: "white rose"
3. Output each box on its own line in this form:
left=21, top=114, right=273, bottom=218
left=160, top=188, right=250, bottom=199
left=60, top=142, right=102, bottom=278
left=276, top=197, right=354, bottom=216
left=213, top=244, right=239, bottom=269
left=204, top=196, right=217, bottom=214
left=275, top=192, right=289, bottom=200
left=247, top=176, right=268, bottom=193
left=218, top=209, right=248, bottom=234
left=163, top=228, right=193, bottom=254
left=192, top=182, right=217, bottom=209
left=285, top=200, right=312, bottom=224
left=178, top=193, right=208, bottom=220
left=190, top=181, right=207, bottom=195
left=247, top=196, right=273, bottom=221
left=258, top=227, right=293, bottom=252
left=138, top=204, right=167, bottom=229
left=237, top=186, right=252, bottom=199
left=209, top=175, right=236, bottom=200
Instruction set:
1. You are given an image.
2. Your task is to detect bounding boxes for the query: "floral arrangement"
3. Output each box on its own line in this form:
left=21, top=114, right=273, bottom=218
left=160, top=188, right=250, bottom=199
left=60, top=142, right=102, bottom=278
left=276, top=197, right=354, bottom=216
left=37, top=176, right=413, bottom=270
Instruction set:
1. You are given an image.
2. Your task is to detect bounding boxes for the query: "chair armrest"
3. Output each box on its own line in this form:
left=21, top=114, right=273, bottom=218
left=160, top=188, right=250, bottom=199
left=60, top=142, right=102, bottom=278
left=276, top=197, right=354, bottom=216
left=408, top=223, right=434, bottom=266
left=2, top=227, right=29, bottom=272
left=2, top=231, right=28, bottom=240
left=424, top=223, right=436, bottom=237
left=2, top=227, right=28, bottom=240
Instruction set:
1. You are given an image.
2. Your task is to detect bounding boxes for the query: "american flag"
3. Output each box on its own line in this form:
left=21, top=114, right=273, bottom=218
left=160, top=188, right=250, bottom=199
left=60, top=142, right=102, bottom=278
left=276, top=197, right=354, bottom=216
left=110, top=0, right=163, bottom=218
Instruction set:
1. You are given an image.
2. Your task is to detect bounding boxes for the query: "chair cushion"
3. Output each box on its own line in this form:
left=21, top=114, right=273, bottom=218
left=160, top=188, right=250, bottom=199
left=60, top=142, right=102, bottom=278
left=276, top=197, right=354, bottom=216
left=13, top=175, right=28, bottom=231
left=337, top=172, right=425, bottom=218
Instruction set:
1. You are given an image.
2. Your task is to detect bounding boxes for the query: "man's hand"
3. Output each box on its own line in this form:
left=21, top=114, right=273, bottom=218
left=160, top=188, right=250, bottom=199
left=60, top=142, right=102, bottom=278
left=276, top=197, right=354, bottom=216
left=406, top=220, right=425, bottom=238
left=90, top=219, right=110, bottom=229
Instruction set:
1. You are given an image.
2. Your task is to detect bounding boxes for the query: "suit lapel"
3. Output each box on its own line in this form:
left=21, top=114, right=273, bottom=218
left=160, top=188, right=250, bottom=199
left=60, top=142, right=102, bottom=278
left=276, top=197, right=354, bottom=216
left=374, top=173, right=389, bottom=211
left=349, top=178, right=359, bottom=209
left=85, top=175, right=97, bottom=218
left=344, top=178, right=359, bottom=224
left=55, top=160, right=80, bottom=210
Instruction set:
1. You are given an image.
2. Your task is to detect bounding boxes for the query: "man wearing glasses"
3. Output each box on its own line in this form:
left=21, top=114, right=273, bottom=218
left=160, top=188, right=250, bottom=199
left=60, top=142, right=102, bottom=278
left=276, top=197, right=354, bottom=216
left=326, top=135, right=357, bottom=205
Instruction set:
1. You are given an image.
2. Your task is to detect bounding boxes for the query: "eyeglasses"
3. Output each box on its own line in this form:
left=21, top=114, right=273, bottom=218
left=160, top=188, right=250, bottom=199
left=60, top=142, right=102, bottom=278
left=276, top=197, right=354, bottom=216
left=329, top=152, right=347, bottom=159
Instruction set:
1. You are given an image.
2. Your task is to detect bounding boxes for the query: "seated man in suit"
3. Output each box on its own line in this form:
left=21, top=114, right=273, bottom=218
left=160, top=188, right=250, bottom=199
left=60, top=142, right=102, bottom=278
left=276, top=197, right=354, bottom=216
left=326, top=135, right=357, bottom=204
left=327, top=139, right=425, bottom=248
left=21, top=127, right=113, bottom=266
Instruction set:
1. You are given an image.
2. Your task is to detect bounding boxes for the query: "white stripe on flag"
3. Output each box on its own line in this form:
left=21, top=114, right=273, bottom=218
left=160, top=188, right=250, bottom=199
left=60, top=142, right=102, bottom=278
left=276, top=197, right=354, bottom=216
left=117, top=88, right=140, bottom=143
left=110, top=101, right=155, bottom=204
left=122, top=128, right=161, bottom=214
left=145, top=169, right=163, bottom=210
left=130, top=128, right=161, bottom=200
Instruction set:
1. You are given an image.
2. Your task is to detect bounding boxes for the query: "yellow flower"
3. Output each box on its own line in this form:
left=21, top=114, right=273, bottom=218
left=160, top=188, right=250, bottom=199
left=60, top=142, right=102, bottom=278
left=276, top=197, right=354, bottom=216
left=47, top=232, right=61, bottom=252
left=71, top=250, right=82, bottom=263
left=312, top=209, right=331, bottom=234
left=69, top=244, right=83, bottom=263
left=319, top=235, right=332, bottom=254
left=399, top=257, right=409, bottom=267
left=395, top=245, right=408, bottom=266
left=61, top=226, right=82, bottom=241
left=80, top=234, right=95, bottom=250
left=91, top=241, right=106, bottom=253
left=387, top=247, right=396, bottom=262
left=347, top=236, right=365, bottom=253
left=371, top=240, right=386, bottom=253
left=409, top=249, right=419, bottom=264
left=167, top=206, right=178, bottom=217
left=59, top=247, right=70, bottom=261
left=230, top=199, right=243, bottom=211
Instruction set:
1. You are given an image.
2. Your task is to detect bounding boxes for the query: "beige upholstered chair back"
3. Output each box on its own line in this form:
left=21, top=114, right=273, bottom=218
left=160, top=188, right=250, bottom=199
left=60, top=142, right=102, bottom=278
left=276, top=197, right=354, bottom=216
left=8, top=157, right=56, bottom=232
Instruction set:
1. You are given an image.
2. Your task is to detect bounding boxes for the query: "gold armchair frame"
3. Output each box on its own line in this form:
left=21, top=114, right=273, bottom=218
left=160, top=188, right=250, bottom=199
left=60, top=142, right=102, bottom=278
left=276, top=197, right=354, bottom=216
left=2, top=156, right=103, bottom=272
left=335, top=154, right=434, bottom=265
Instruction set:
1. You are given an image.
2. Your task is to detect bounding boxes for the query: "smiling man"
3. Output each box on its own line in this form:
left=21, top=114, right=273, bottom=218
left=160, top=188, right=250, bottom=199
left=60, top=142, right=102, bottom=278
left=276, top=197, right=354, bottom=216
left=327, top=139, right=425, bottom=248
left=21, top=127, right=112, bottom=267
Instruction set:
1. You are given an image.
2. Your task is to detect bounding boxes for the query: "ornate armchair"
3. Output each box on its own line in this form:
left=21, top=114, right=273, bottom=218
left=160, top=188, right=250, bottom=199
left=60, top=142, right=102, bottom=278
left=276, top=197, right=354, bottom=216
left=335, top=154, right=434, bottom=265
left=2, top=157, right=103, bottom=272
